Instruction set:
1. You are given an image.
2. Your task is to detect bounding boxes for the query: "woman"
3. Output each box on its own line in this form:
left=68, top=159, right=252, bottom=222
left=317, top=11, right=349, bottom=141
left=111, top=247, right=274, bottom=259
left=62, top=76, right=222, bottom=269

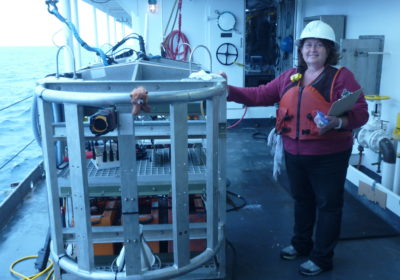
left=224, top=20, right=369, bottom=276
left=130, top=20, right=369, bottom=276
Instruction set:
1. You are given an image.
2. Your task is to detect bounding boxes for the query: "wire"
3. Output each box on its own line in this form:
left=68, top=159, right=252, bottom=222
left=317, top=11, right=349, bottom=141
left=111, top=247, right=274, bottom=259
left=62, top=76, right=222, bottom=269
left=226, top=190, right=247, bottom=212
left=226, top=239, right=237, bottom=280
left=162, top=0, right=190, bottom=61
left=162, top=30, right=190, bottom=61
left=89, top=0, right=111, bottom=3
left=46, top=1, right=109, bottom=65
left=0, top=95, right=32, bottom=112
left=107, top=34, right=146, bottom=61
left=10, top=255, right=54, bottom=280
left=227, top=106, right=248, bottom=129
left=0, top=139, right=36, bottom=171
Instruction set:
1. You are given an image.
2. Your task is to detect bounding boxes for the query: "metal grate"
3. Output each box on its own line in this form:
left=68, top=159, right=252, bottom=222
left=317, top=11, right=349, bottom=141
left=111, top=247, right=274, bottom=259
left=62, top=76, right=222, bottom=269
left=60, top=147, right=206, bottom=179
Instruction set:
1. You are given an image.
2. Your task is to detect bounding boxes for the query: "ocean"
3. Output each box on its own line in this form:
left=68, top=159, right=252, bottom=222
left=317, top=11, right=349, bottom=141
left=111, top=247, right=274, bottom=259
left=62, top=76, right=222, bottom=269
left=0, top=46, right=65, bottom=202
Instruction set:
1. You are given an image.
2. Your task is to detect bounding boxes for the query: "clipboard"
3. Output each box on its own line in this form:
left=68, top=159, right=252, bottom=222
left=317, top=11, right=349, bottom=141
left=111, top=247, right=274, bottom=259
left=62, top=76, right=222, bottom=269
left=328, top=88, right=362, bottom=116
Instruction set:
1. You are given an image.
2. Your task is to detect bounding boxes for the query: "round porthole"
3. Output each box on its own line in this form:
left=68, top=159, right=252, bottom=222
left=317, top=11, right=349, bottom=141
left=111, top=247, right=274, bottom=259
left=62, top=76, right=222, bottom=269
left=217, top=11, right=236, bottom=32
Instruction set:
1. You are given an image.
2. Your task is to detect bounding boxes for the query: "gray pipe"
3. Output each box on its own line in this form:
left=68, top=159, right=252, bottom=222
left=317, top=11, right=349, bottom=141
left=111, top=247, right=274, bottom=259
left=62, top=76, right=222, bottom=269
left=31, top=94, right=42, bottom=147
left=52, top=238, right=223, bottom=280
left=36, top=82, right=225, bottom=107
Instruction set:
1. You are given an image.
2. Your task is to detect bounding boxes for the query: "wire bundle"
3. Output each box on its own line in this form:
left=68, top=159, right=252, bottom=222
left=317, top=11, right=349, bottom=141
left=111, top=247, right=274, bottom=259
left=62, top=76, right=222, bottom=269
left=162, top=30, right=190, bottom=61
left=161, top=0, right=190, bottom=61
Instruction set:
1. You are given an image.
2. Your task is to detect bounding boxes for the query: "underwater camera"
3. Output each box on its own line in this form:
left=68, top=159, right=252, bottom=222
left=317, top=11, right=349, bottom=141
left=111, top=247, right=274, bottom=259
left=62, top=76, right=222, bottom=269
left=89, top=108, right=117, bottom=136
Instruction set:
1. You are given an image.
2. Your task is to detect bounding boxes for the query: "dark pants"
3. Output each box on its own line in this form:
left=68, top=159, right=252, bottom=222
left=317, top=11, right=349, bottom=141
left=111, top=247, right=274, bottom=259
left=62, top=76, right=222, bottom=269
left=284, top=149, right=351, bottom=270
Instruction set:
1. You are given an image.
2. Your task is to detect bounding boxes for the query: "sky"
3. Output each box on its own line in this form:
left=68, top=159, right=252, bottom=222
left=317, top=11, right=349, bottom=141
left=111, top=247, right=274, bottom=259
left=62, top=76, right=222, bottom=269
left=0, top=0, right=64, bottom=46
left=0, top=0, right=123, bottom=47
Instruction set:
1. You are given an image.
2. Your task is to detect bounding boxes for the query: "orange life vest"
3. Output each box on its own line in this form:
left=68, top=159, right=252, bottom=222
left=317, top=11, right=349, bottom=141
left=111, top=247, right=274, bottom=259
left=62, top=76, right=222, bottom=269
left=276, top=67, right=352, bottom=140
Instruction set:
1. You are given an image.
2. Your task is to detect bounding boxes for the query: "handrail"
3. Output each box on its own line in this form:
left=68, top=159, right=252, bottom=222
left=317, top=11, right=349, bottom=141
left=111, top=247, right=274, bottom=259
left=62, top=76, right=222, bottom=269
left=56, top=45, right=77, bottom=79
left=177, top=42, right=192, bottom=62
left=189, top=45, right=212, bottom=74
left=36, top=82, right=225, bottom=107
left=52, top=235, right=224, bottom=280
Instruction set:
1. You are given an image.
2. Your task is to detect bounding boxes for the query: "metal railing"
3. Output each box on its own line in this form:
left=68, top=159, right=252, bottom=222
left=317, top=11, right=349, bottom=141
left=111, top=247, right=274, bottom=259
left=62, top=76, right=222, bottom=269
left=36, top=76, right=227, bottom=279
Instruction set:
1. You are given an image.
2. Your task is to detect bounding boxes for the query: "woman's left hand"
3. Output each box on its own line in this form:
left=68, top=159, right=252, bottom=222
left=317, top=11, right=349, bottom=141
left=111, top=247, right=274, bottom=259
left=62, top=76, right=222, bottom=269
left=319, top=116, right=343, bottom=135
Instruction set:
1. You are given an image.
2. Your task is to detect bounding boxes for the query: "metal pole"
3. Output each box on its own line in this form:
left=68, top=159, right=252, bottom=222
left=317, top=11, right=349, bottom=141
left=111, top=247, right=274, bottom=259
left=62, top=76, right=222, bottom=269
left=64, top=104, right=95, bottom=271
left=93, top=6, right=99, bottom=48
left=72, top=0, right=82, bottom=68
left=107, top=15, right=111, bottom=44
left=59, top=0, right=75, bottom=73
left=117, top=105, right=142, bottom=274
left=170, top=102, right=190, bottom=267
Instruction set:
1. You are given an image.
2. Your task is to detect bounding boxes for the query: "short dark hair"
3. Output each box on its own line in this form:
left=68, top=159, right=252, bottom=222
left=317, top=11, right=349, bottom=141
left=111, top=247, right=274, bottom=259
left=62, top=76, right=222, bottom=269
left=297, top=38, right=339, bottom=71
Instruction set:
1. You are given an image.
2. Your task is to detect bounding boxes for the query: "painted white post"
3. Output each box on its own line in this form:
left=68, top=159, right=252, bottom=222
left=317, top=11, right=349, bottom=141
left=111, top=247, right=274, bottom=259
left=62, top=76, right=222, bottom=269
left=107, top=15, right=111, bottom=45
left=93, top=6, right=99, bottom=47
left=58, top=0, right=75, bottom=73
left=393, top=142, right=400, bottom=194
left=72, top=0, right=82, bottom=68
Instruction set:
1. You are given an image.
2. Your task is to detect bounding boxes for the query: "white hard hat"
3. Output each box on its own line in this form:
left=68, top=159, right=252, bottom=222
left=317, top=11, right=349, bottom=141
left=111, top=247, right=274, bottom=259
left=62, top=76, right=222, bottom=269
left=297, top=20, right=336, bottom=44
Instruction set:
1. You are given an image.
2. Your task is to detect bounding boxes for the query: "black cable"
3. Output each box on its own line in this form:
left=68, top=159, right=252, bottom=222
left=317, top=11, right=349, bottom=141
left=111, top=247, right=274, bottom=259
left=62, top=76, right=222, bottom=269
left=114, top=49, right=135, bottom=60
left=108, top=35, right=146, bottom=60
left=34, top=228, right=51, bottom=272
left=226, top=190, right=247, bottom=212
left=56, top=161, right=69, bottom=170
left=226, top=239, right=237, bottom=280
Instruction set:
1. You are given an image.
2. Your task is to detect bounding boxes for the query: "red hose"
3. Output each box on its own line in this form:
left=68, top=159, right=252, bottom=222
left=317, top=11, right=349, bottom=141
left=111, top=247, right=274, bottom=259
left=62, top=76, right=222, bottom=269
left=162, top=0, right=190, bottom=61
left=162, top=30, right=190, bottom=60
left=227, top=106, right=248, bottom=129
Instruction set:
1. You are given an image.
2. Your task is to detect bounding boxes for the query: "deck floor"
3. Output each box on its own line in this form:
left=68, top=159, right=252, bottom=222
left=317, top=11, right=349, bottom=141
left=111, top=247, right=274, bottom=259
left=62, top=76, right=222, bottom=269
left=224, top=120, right=400, bottom=280
left=1, top=120, right=400, bottom=279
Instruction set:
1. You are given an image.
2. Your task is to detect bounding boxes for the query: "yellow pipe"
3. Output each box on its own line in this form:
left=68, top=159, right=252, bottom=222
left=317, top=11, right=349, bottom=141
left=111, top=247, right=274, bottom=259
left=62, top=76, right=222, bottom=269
left=393, top=112, right=400, bottom=140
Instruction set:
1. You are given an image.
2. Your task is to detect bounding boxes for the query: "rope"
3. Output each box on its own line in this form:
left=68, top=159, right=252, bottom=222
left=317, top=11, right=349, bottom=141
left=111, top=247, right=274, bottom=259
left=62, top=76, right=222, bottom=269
left=0, top=139, right=36, bottom=171
left=0, top=95, right=32, bottom=112
left=46, top=1, right=109, bottom=65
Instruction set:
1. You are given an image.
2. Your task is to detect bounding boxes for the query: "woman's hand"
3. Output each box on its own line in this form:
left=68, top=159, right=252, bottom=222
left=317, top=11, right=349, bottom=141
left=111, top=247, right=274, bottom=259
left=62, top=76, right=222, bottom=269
left=318, top=116, right=347, bottom=135
left=218, top=72, right=228, bottom=83
left=130, top=87, right=151, bottom=115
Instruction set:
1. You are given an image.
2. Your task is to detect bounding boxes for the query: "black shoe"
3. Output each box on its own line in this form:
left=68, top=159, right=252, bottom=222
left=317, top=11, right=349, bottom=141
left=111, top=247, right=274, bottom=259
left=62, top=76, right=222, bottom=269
left=280, top=245, right=299, bottom=260
left=299, top=260, right=324, bottom=276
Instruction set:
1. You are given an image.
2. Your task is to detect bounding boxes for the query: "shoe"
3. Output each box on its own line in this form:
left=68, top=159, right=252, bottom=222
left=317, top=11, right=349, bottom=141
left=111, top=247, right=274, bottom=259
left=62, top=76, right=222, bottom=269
left=280, top=245, right=299, bottom=260
left=299, top=260, right=323, bottom=276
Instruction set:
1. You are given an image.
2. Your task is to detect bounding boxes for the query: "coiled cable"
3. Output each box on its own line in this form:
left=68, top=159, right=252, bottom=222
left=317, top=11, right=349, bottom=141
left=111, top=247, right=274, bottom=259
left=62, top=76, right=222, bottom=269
left=10, top=255, right=54, bottom=280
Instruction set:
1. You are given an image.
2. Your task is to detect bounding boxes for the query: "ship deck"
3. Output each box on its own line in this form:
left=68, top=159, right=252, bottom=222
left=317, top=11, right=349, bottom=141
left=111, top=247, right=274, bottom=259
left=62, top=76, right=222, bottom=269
left=1, top=119, right=400, bottom=279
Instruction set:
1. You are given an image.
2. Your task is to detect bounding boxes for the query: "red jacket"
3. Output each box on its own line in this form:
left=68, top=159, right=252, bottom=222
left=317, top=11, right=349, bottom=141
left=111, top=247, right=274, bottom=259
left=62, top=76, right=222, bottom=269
left=227, top=66, right=369, bottom=155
